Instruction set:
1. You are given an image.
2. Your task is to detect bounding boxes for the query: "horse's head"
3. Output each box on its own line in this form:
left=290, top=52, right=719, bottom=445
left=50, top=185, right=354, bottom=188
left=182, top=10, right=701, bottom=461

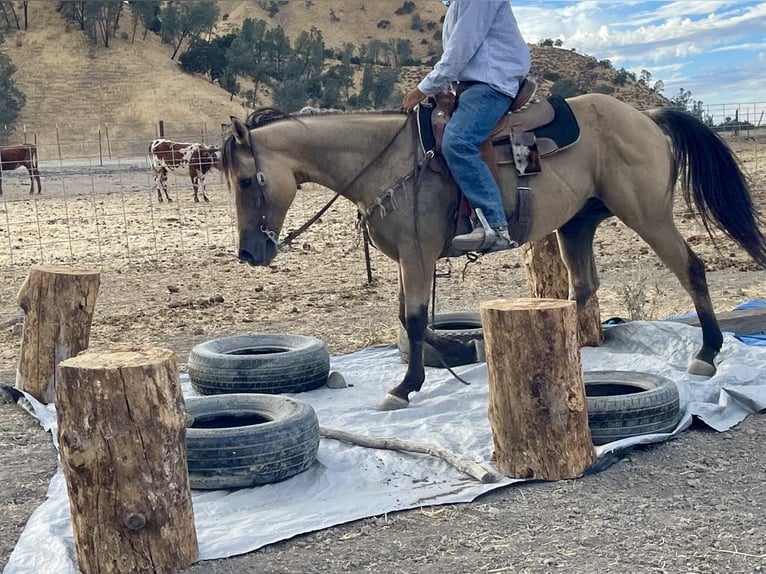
left=222, top=115, right=297, bottom=267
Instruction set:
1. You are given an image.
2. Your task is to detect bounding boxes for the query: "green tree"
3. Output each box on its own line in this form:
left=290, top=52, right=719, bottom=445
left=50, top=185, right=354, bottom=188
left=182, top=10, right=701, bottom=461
left=550, top=77, right=580, bottom=98
left=390, top=38, right=413, bottom=67
left=83, top=0, right=123, bottom=47
left=290, top=26, right=325, bottom=85
left=355, top=63, right=397, bottom=109
left=225, top=18, right=273, bottom=106
left=638, top=69, right=652, bottom=86
left=129, top=0, right=160, bottom=42
left=264, top=25, right=290, bottom=79
left=0, top=1, right=22, bottom=30
left=670, top=87, right=693, bottom=111
left=0, top=35, right=25, bottom=143
left=180, top=33, right=235, bottom=81
left=338, top=42, right=355, bottom=100
left=272, top=77, right=309, bottom=111
left=160, top=0, right=219, bottom=60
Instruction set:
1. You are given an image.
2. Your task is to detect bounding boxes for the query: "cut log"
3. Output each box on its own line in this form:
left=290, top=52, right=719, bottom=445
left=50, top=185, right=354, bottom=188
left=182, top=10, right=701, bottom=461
left=15, top=265, right=101, bottom=403
left=56, top=348, right=197, bottom=574
left=479, top=298, right=595, bottom=480
left=522, top=233, right=603, bottom=347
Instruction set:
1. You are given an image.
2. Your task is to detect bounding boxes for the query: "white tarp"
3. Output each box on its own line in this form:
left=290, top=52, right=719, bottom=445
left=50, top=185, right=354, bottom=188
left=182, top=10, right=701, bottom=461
left=5, top=321, right=766, bottom=573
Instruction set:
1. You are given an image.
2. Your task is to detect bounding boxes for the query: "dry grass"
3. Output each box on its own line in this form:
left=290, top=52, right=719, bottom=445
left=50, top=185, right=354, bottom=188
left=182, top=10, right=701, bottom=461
left=3, top=0, right=672, bottom=158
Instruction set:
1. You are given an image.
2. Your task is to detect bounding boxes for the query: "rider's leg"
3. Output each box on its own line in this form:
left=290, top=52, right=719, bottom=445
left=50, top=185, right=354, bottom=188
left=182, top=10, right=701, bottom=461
left=441, top=83, right=516, bottom=252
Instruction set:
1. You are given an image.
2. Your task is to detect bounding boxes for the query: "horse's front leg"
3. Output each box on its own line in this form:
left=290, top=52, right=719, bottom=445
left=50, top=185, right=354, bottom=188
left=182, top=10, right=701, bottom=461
left=379, top=263, right=432, bottom=410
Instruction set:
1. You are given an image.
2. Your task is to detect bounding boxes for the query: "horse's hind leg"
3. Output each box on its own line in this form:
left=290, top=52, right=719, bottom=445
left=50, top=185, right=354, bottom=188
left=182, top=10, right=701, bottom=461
left=635, top=220, right=722, bottom=375
left=557, top=207, right=610, bottom=305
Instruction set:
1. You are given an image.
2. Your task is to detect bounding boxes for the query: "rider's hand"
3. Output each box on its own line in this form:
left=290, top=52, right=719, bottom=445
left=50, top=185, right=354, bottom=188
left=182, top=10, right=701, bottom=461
left=402, top=88, right=427, bottom=113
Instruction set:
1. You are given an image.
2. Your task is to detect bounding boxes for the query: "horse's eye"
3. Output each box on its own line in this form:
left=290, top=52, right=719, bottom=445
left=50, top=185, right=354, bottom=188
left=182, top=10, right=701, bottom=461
left=239, top=177, right=252, bottom=189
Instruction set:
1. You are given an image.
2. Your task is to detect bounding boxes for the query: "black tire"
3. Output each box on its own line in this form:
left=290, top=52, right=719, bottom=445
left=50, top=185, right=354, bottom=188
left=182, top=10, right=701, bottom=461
left=398, top=311, right=483, bottom=368
left=584, top=370, right=683, bottom=446
left=188, top=334, right=330, bottom=395
left=185, top=393, right=320, bottom=490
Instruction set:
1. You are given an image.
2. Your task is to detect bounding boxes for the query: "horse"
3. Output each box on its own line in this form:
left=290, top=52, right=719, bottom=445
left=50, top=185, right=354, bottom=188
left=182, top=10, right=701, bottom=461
left=148, top=139, right=222, bottom=203
left=220, top=94, right=766, bottom=410
left=0, top=143, right=42, bottom=196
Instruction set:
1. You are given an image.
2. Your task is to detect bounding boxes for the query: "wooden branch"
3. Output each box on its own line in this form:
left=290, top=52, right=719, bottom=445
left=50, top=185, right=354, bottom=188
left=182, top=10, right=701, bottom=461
left=319, top=426, right=498, bottom=484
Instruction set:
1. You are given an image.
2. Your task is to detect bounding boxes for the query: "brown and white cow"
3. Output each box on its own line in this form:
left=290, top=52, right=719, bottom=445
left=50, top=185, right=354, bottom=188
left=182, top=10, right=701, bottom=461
left=0, top=143, right=42, bottom=197
left=148, top=139, right=222, bottom=203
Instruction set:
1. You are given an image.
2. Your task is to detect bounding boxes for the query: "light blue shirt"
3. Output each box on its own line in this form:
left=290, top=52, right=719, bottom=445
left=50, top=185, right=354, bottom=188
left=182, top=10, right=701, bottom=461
left=418, top=0, right=530, bottom=98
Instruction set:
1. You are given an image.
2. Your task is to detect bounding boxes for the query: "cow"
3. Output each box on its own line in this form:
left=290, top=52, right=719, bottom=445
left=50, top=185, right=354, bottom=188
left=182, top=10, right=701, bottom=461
left=0, top=143, right=42, bottom=197
left=148, top=139, right=222, bottom=203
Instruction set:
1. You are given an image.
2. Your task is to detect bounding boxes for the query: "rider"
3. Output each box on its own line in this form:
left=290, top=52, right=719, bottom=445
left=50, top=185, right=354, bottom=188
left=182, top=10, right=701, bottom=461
left=402, top=0, right=530, bottom=253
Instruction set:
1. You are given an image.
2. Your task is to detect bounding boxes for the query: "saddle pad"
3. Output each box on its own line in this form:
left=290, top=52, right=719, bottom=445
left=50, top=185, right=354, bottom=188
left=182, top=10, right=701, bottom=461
left=532, top=96, right=580, bottom=155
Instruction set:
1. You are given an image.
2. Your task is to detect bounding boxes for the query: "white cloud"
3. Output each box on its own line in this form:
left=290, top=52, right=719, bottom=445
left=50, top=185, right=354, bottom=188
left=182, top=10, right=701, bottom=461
left=515, top=0, right=766, bottom=103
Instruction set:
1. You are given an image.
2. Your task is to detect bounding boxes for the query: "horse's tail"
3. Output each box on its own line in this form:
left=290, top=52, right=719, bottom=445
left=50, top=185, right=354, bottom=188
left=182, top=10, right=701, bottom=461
left=647, top=107, right=766, bottom=267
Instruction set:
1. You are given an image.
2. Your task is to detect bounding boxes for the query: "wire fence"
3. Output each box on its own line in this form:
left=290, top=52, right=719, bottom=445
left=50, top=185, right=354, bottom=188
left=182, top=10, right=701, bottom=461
left=6, top=121, right=230, bottom=162
left=702, top=102, right=766, bottom=133
left=0, top=126, right=370, bottom=330
left=1, top=120, right=764, bottom=325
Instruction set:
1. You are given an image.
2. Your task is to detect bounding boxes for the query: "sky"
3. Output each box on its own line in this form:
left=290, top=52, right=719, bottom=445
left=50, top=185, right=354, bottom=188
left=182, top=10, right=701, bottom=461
left=512, top=0, right=766, bottom=121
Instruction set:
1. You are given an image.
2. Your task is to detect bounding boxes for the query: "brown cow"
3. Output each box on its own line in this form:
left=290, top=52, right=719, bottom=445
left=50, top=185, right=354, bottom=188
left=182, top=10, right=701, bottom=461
left=148, top=139, right=221, bottom=202
left=0, top=143, right=42, bottom=196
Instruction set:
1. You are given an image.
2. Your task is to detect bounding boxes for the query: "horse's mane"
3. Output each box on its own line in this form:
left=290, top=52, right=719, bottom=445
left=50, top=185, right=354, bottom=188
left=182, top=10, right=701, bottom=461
left=245, top=108, right=291, bottom=128
left=222, top=106, right=409, bottom=176
left=244, top=106, right=406, bottom=129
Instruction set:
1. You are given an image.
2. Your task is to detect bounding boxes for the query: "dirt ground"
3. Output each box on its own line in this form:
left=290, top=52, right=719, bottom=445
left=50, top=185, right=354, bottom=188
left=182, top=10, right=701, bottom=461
left=1, top=137, right=765, bottom=573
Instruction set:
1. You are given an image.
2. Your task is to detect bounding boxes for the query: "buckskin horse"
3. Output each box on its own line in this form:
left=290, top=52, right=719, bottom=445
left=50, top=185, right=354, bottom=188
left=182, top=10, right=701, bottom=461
left=149, top=139, right=222, bottom=202
left=0, top=143, right=42, bottom=196
left=220, top=93, right=766, bottom=410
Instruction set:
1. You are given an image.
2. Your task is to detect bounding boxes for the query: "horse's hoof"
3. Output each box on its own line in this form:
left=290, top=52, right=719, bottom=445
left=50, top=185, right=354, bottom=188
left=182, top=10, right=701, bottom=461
left=377, top=393, right=409, bottom=411
left=687, top=359, right=716, bottom=377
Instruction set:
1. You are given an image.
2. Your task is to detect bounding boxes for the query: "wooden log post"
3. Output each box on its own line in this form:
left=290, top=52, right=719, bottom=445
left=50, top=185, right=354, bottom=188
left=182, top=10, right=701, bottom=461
left=15, top=265, right=101, bottom=403
left=56, top=348, right=198, bottom=574
left=522, top=233, right=603, bottom=347
left=479, top=298, right=595, bottom=480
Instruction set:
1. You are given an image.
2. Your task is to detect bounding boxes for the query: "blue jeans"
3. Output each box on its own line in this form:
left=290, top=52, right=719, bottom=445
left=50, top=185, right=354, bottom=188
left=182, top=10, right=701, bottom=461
left=441, top=83, right=514, bottom=229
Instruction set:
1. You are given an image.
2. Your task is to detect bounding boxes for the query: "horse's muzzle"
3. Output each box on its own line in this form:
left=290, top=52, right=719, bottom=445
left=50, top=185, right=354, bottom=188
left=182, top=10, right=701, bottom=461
left=237, top=246, right=276, bottom=267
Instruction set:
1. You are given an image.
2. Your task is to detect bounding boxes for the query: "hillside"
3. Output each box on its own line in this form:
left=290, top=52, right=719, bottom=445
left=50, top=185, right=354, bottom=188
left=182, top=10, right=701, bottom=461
left=1, top=0, right=668, bottom=158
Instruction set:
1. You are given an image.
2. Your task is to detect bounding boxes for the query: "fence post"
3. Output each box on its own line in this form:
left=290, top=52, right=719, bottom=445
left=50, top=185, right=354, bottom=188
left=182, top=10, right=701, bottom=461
left=98, top=125, right=103, bottom=167
left=105, top=123, right=111, bottom=159
left=158, top=120, right=165, bottom=137
left=55, top=124, right=62, bottom=166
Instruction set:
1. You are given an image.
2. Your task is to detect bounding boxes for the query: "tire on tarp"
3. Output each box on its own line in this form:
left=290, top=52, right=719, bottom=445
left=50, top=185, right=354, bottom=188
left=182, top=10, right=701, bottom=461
left=188, top=334, right=330, bottom=395
left=397, top=311, right=483, bottom=368
left=185, top=393, right=320, bottom=490
left=584, top=370, right=683, bottom=446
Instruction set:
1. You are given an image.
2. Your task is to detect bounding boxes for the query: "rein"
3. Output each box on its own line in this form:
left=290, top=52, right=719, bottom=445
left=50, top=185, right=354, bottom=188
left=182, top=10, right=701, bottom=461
left=267, top=113, right=427, bottom=248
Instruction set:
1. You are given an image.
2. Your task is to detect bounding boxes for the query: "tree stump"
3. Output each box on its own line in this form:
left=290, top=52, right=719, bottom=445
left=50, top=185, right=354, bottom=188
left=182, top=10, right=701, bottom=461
left=522, top=233, right=603, bottom=347
left=479, top=298, right=595, bottom=480
left=56, top=348, right=198, bottom=574
left=15, top=265, right=101, bottom=403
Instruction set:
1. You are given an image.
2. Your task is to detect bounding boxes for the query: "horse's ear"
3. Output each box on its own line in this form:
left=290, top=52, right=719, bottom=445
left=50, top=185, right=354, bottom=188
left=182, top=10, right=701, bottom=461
left=230, top=116, right=250, bottom=147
